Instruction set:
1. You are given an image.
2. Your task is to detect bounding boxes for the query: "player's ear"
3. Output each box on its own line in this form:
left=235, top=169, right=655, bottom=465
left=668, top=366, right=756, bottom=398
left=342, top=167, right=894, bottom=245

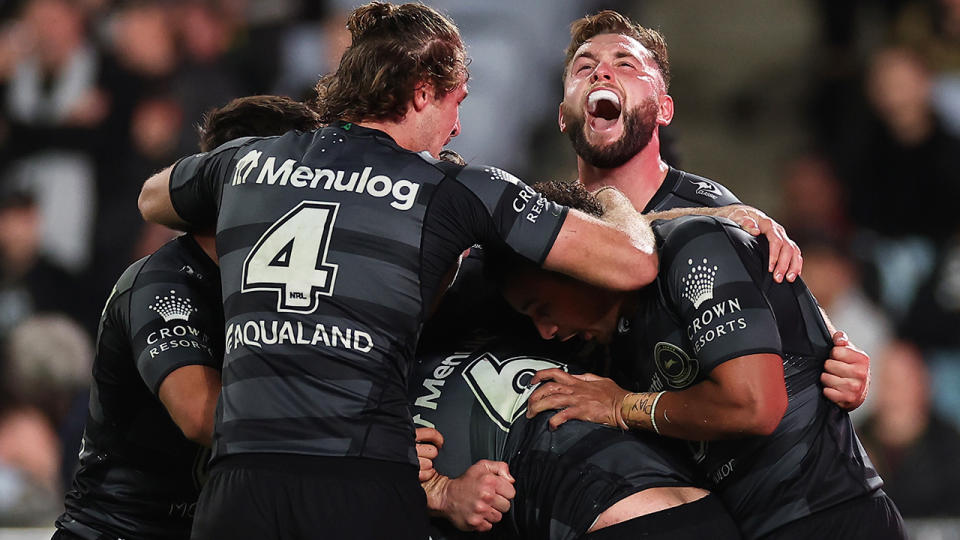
left=558, top=103, right=567, bottom=133
left=412, top=82, right=432, bottom=112
left=658, top=94, right=674, bottom=126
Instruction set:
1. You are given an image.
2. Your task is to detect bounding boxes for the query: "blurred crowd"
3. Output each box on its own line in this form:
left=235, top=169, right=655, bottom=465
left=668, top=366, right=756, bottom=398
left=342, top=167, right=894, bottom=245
left=0, top=0, right=958, bottom=530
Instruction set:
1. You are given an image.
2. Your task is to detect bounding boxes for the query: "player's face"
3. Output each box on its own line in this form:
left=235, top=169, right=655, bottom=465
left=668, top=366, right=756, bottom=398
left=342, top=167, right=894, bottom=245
left=503, top=268, right=621, bottom=344
left=424, top=80, right=467, bottom=158
left=560, top=33, right=671, bottom=168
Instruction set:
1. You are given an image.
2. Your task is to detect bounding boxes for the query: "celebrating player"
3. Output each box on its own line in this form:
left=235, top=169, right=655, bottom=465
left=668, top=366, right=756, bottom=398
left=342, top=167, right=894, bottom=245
left=136, top=4, right=668, bottom=538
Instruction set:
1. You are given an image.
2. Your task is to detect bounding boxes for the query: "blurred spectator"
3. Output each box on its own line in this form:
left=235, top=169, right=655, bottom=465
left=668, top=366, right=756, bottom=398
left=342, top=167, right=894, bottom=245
left=0, top=188, right=86, bottom=337
left=901, top=233, right=960, bottom=348
left=0, top=404, right=62, bottom=526
left=777, top=153, right=851, bottom=236
left=5, top=314, right=93, bottom=490
left=0, top=0, right=100, bottom=274
left=170, top=0, right=245, bottom=156
left=858, top=340, right=960, bottom=517
left=833, top=46, right=960, bottom=245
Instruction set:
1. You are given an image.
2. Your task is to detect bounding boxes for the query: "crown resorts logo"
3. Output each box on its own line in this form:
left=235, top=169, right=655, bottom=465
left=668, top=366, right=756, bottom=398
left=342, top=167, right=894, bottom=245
left=681, top=258, right=718, bottom=309
left=149, top=290, right=197, bottom=322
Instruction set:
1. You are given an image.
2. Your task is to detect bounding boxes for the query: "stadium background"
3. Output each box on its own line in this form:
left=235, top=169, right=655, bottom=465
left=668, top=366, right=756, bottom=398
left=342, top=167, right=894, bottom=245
left=0, top=0, right=958, bottom=538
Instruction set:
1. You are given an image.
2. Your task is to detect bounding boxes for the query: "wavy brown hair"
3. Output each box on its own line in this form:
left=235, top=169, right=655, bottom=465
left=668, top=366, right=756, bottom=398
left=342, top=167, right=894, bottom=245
left=313, top=2, right=469, bottom=124
left=564, top=10, right=670, bottom=91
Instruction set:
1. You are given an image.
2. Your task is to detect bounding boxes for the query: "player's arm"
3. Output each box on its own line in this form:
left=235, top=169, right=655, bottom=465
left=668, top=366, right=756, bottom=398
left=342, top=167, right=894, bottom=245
left=646, top=204, right=801, bottom=283
left=139, top=139, right=249, bottom=231
left=543, top=187, right=658, bottom=291
left=129, top=270, right=224, bottom=447
left=158, top=365, right=221, bottom=446
left=451, top=169, right=657, bottom=292
left=820, top=306, right=869, bottom=410
left=421, top=459, right=516, bottom=532
left=139, top=165, right=189, bottom=229
left=527, top=359, right=787, bottom=439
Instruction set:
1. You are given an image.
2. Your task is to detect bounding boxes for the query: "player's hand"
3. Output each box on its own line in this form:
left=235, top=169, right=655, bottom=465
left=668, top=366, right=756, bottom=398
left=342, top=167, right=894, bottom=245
left=415, top=427, right=444, bottom=483
left=526, top=369, right=630, bottom=430
left=719, top=205, right=802, bottom=283
left=821, top=331, right=870, bottom=410
left=429, top=460, right=516, bottom=532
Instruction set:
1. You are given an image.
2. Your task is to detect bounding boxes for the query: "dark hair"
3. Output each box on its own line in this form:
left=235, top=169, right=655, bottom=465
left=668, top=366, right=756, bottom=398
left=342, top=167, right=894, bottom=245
left=198, top=95, right=322, bottom=152
left=564, top=10, right=670, bottom=90
left=313, top=2, right=468, bottom=124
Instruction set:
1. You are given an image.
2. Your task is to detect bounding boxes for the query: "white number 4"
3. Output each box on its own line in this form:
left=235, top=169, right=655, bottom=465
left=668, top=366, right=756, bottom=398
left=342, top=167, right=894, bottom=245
left=242, top=201, right=339, bottom=313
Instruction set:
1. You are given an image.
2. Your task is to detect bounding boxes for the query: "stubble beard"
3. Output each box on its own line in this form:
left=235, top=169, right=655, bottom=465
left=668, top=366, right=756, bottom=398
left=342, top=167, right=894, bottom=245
left=565, top=97, right=659, bottom=169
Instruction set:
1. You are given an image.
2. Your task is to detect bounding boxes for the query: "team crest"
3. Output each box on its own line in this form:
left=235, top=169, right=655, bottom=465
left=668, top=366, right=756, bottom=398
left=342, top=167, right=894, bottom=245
left=654, top=341, right=699, bottom=388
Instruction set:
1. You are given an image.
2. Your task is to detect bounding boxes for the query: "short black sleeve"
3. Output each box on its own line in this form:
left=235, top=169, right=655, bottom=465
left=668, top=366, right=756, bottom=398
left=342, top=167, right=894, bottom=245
left=126, top=271, right=222, bottom=396
left=659, top=216, right=781, bottom=372
left=452, top=164, right=568, bottom=265
left=168, top=137, right=256, bottom=229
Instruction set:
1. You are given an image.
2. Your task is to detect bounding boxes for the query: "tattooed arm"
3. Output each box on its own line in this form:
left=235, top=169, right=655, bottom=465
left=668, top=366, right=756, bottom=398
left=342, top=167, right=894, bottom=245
left=526, top=353, right=788, bottom=440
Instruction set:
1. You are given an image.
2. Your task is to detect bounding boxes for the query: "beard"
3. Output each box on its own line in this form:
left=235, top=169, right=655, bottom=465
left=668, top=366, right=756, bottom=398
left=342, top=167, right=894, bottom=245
left=565, top=97, right=659, bottom=169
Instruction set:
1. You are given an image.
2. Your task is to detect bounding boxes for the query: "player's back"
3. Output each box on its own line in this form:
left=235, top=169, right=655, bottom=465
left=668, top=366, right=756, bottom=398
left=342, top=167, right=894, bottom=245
left=178, top=122, right=568, bottom=467
left=57, top=236, right=222, bottom=540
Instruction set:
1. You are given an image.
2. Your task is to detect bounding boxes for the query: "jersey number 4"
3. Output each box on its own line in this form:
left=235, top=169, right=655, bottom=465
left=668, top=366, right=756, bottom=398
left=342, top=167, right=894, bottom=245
left=242, top=201, right=340, bottom=313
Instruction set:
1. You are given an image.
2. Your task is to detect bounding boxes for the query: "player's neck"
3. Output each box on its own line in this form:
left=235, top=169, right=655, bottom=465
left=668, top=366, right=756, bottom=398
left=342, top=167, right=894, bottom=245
left=360, top=117, right=430, bottom=156
left=577, top=137, right=670, bottom=213
left=192, top=233, right=219, bottom=264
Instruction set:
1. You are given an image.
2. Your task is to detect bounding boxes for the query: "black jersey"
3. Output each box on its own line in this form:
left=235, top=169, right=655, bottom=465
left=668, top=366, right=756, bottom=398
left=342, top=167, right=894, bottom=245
left=642, top=167, right=741, bottom=213
left=410, top=334, right=697, bottom=540
left=611, top=216, right=882, bottom=539
left=168, top=123, right=568, bottom=466
left=56, top=236, right=222, bottom=540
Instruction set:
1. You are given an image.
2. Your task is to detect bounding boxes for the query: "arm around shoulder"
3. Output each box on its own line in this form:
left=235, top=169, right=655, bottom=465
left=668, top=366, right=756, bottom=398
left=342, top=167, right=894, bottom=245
left=139, top=165, right=190, bottom=230
left=544, top=189, right=659, bottom=291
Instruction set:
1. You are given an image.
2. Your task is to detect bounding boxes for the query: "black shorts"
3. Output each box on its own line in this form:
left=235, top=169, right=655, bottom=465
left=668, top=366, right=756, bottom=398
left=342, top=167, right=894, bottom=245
left=190, top=453, right=428, bottom=540
left=760, top=491, right=905, bottom=540
left=581, top=494, right=742, bottom=540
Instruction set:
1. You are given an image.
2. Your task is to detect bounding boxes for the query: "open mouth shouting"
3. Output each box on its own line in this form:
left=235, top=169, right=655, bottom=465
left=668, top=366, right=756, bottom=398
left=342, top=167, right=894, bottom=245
left=586, top=88, right=622, bottom=133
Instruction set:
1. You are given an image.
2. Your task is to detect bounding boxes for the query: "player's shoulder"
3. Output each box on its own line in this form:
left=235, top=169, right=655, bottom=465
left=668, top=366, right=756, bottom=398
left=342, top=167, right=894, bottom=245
left=127, top=236, right=217, bottom=297
left=655, top=215, right=748, bottom=271
left=669, top=168, right=741, bottom=207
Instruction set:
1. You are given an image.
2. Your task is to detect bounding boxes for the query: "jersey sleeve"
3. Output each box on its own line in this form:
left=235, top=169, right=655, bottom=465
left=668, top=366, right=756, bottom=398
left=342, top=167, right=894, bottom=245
left=451, top=165, right=569, bottom=265
left=126, top=272, right=222, bottom=396
left=659, top=216, right=781, bottom=373
left=168, top=137, right=255, bottom=229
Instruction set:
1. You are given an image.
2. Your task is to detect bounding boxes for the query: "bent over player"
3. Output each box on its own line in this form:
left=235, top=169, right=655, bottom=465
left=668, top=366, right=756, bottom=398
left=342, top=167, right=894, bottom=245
left=53, top=95, right=322, bottom=540
left=411, top=332, right=742, bottom=540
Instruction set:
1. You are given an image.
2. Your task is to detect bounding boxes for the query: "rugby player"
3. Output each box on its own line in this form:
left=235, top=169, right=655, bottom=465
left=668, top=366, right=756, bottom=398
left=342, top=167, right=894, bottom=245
left=136, top=4, right=667, bottom=538
left=556, top=11, right=869, bottom=408
left=411, top=331, right=742, bottom=540
left=53, top=95, right=322, bottom=540
left=509, top=183, right=905, bottom=539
